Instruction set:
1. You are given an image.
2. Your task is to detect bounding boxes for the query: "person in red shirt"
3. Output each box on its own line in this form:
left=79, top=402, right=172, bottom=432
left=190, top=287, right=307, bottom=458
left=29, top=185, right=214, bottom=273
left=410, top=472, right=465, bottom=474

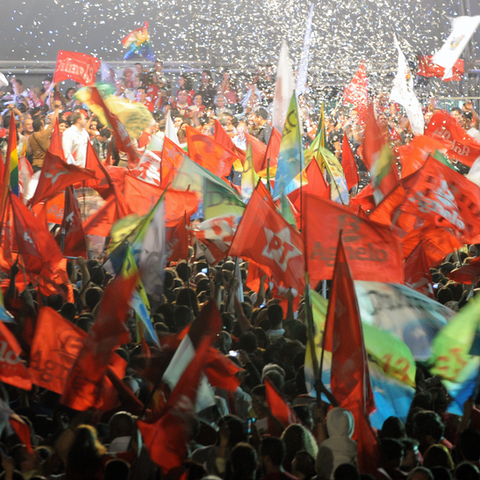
left=136, top=86, right=155, bottom=112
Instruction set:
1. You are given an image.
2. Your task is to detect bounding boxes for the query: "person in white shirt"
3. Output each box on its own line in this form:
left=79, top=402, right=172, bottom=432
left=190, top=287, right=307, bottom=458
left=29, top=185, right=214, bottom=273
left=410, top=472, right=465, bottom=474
left=62, top=112, right=89, bottom=167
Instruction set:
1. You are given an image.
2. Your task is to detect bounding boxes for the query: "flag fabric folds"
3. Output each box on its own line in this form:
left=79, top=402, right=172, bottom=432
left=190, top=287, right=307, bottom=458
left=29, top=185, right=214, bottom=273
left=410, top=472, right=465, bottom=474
left=53, top=50, right=100, bottom=86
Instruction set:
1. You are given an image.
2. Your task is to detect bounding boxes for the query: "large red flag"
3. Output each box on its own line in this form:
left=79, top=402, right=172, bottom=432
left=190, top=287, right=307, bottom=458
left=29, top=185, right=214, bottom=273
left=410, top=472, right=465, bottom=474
left=82, top=193, right=128, bottom=237
left=161, top=136, right=186, bottom=187
left=448, top=256, right=480, bottom=284
left=61, top=275, right=136, bottom=410
left=229, top=183, right=305, bottom=293
left=53, top=50, right=100, bottom=85
left=322, top=234, right=378, bottom=473
left=84, top=141, right=114, bottom=199
left=265, top=377, right=300, bottom=429
left=186, top=125, right=236, bottom=178
left=47, top=118, right=65, bottom=160
left=0, top=321, right=32, bottom=390
left=138, top=300, right=221, bottom=475
left=425, top=110, right=480, bottom=167
left=166, top=213, right=189, bottom=263
left=58, top=186, right=87, bottom=258
left=404, top=241, right=435, bottom=298
left=417, top=55, right=464, bottom=81
left=28, top=151, right=96, bottom=207
left=343, top=60, right=368, bottom=123
left=303, top=194, right=404, bottom=285
left=341, top=134, right=359, bottom=191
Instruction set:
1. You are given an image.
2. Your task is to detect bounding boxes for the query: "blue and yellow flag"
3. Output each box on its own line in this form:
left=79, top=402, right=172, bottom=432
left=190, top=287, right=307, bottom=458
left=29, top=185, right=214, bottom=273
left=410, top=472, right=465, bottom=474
left=273, top=93, right=305, bottom=199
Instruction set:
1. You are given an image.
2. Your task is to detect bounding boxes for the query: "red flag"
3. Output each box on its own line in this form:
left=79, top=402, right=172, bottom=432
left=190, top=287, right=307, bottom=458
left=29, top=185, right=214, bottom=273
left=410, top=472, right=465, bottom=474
left=213, top=119, right=246, bottom=165
left=448, top=256, right=480, bottom=284
left=425, top=110, right=480, bottom=167
left=245, top=133, right=267, bottom=172
left=204, top=347, right=241, bottom=392
left=0, top=321, right=32, bottom=390
left=53, top=50, right=100, bottom=86
left=303, top=194, right=404, bottom=285
left=48, top=118, right=65, bottom=160
left=229, top=183, right=305, bottom=293
left=288, top=158, right=329, bottom=211
left=84, top=141, right=114, bottom=199
left=58, top=186, right=87, bottom=258
left=417, top=55, right=464, bottom=81
left=166, top=213, right=189, bottom=263
left=61, top=274, right=136, bottom=410
left=261, top=127, right=282, bottom=173
left=124, top=174, right=199, bottom=223
left=322, top=234, right=378, bottom=473
left=138, top=300, right=221, bottom=474
left=0, top=400, right=33, bottom=453
left=161, top=136, right=186, bottom=187
left=82, top=193, right=128, bottom=237
left=28, top=151, right=96, bottom=207
left=265, top=377, right=300, bottom=429
left=363, top=103, right=398, bottom=202
left=341, top=134, right=359, bottom=191
left=404, top=241, right=435, bottom=298
left=186, top=125, right=236, bottom=178
left=89, top=87, right=139, bottom=167
left=343, top=60, right=368, bottom=123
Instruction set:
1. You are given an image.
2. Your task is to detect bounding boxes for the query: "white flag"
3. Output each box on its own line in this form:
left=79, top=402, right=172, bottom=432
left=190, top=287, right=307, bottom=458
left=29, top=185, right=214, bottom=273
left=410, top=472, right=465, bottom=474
left=165, top=109, right=180, bottom=146
left=390, top=36, right=425, bottom=135
left=296, top=4, right=315, bottom=97
left=272, top=41, right=295, bottom=132
left=432, top=15, right=480, bottom=80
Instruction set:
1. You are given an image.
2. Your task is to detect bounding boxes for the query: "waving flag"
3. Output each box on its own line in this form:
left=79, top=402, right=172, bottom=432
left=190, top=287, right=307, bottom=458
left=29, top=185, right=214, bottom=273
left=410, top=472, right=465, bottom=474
left=273, top=93, right=305, bottom=199
left=296, top=4, right=314, bottom=96
left=272, top=41, right=295, bottom=132
left=122, top=21, right=155, bottom=62
left=343, top=60, right=368, bottom=123
left=53, top=50, right=100, bottom=86
left=432, top=16, right=480, bottom=79
left=241, top=143, right=259, bottom=202
left=6, top=112, right=19, bottom=197
left=342, top=134, right=359, bottom=191
left=58, top=186, right=87, bottom=258
left=417, top=55, right=464, bottom=81
left=390, top=36, right=424, bottom=135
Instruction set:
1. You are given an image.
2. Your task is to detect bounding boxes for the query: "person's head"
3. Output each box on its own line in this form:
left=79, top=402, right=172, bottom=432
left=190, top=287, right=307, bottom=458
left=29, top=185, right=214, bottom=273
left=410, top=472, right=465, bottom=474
left=251, top=384, right=268, bottom=418
left=32, top=118, right=44, bottom=133
left=458, top=427, right=480, bottom=461
left=66, top=87, right=76, bottom=100
left=104, top=459, right=130, bottom=480
left=379, top=438, right=404, bottom=470
left=72, top=111, right=87, bottom=130
left=450, top=107, right=463, bottom=124
left=281, top=424, right=318, bottom=468
left=108, top=411, right=134, bottom=442
left=379, top=417, right=406, bottom=440
left=238, top=332, right=258, bottom=354
left=136, top=86, right=147, bottom=103
left=194, top=94, right=203, bottom=106
left=154, top=60, right=163, bottom=72
left=401, top=438, right=421, bottom=472
left=132, top=75, right=142, bottom=89
left=260, top=436, right=285, bottom=469
left=255, top=107, right=268, bottom=123
left=67, top=425, right=106, bottom=474
left=174, top=305, right=193, bottom=331
left=201, top=70, right=212, bottom=85
left=215, top=95, right=226, bottom=108
left=292, top=451, right=316, bottom=480
left=454, top=462, right=480, bottom=480
left=116, top=78, right=126, bottom=93
left=178, top=89, right=188, bottom=105
left=407, top=467, right=434, bottom=480
left=334, top=464, right=360, bottom=480
left=98, top=127, right=111, bottom=142
left=231, top=442, right=257, bottom=479
left=326, top=407, right=355, bottom=439
left=267, top=304, right=283, bottom=329
left=22, top=118, right=33, bottom=135
left=412, top=411, right=445, bottom=453
left=423, top=444, right=454, bottom=470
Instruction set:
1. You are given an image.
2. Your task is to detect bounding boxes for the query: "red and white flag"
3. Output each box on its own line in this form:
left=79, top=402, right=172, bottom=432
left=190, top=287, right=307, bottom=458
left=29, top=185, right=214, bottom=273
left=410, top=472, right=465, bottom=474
left=53, top=50, right=100, bottom=86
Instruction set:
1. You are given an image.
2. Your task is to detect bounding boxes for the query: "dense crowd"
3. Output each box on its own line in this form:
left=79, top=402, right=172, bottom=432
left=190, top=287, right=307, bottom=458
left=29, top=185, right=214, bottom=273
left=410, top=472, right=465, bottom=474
left=0, top=58, right=480, bottom=480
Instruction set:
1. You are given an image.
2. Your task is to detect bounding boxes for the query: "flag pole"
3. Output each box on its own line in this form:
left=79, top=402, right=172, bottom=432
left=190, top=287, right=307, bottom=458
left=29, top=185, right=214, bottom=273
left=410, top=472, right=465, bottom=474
left=267, top=157, right=271, bottom=193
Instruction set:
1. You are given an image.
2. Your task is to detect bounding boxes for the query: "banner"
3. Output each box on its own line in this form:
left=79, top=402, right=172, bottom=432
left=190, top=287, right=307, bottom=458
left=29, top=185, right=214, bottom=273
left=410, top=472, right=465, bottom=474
left=53, top=50, right=100, bottom=86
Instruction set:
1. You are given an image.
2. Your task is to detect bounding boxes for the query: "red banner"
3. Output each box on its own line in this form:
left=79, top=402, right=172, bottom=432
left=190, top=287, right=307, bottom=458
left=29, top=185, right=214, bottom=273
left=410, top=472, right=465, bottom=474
left=53, top=50, right=100, bottom=86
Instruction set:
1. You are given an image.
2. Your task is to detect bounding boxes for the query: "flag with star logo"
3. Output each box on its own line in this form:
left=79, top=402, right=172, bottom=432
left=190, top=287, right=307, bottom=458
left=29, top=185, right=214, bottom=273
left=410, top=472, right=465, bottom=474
left=0, top=321, right=32, bottom=390
left=229, top=182, right=305, bottom=292
left=273, top=93, right=305, bottom=199
left=28, top=151, right=96, bottom=207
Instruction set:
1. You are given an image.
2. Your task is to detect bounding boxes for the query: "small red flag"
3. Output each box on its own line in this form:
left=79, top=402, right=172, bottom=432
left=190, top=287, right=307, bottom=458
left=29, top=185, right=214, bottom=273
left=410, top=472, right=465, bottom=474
left=261, top=127, right=282, bottom=173
left=404, top=241, right=435, bottom=298
left=343, top=60, right=368, bottom=123
left=214, top=118, right=246, bottom=165
left=245, top=133, right=267, bottom=172
left=425, top=110, right=480, bottom=167
left=0, top=321, right=32, bottom=390
left=166, top=213, right=189, bottom=263
left=82, top=193, right=128, bottom=237
left=84, top=141, right=114, bottom=199
left=341, top=134, right=359, bottom=191
left=47, top=118, right=65, bottom=160
left=53, top=50, right=100, bottom=86
left=265, top=377, right=300, bottom=429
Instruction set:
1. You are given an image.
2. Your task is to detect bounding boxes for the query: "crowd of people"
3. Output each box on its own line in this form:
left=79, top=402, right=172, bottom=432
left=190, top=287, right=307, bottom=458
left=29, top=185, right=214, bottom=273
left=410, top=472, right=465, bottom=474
left=0, top=57, right=480, bottom=480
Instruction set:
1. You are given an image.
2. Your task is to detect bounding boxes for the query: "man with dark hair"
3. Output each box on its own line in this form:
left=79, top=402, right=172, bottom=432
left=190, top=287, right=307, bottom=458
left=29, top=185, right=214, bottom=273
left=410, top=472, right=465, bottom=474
left=412, top=411, right=447, bottom=455
left=231, top=442, right=258, bottom=480
left=253, top=107, right=272, bottom=144
left=63, top=110, right=89, bottom=167
left=260, top=437, right=297, bottom=480
left=26, top=101, right=61, bottom=172
left=266, top=304, right=285, bottom=343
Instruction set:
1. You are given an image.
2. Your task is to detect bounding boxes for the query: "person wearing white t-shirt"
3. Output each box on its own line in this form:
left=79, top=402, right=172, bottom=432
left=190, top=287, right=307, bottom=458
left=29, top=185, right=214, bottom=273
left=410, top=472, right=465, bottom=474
left=62, top=112, right=89, bottom=167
